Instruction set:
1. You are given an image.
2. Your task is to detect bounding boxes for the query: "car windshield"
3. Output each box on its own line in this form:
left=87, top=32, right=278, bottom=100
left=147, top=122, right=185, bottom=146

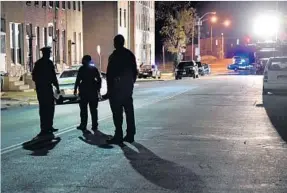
left=60, top=70, right=78, bottom=78
left=177, top=61, right=194, bottom=69
left=268, top=58, right=287, bottom=71
left=234, top=56, right=241, bottom=60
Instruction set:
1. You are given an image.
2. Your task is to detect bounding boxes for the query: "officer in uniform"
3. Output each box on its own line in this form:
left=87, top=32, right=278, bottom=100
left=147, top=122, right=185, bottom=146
left=32, top=47, right=60, bottom=138
left=74, top=55, right=102, bottom=133
left=104, top=35, right=137, bottom=144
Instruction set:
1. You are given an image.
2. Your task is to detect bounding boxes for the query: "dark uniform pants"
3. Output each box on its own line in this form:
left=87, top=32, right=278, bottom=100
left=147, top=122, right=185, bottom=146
left=79, top=94, right=99, bottom=129
left=36, top=89, right=55, bottom=132
left=109, top=96, right=136, bottom=139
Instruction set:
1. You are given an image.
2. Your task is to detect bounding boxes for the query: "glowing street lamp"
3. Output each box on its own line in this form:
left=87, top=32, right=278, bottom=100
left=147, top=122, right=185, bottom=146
left=211, top=16, right=218, bottom=23
left=253, top=13, right=280, bottom=41
left=223, top=20, right=231, bottom=27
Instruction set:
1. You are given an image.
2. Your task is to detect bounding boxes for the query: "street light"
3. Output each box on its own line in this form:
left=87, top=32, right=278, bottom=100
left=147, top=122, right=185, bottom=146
left=210, top=16, right=218, bottom=53
left=253, top=13, right=280, bottom=41
left=97, top=45, right=101, bottom=72
left=223, top=20, right=231, bottom=27
left=197, top=11, right=216, bottom=61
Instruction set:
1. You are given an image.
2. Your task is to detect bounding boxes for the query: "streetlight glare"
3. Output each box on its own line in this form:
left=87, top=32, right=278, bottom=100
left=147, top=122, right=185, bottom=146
left=211, top=16, right=218, bottom=23
left=253, top=14, right=280, bottom=38
left=223, top=20, right=231, bottom=27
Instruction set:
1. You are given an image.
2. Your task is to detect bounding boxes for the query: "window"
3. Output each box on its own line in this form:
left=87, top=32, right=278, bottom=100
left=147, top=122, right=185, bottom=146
left=67, top=1, right=71, bottom=9
left=60, top=70, right=78, bottom=78
left=78, top=33, right=81, bottom=61
left=1, top=18, right=5, bottom=32
left=62, top=1, right=65, bottom=9
left=73, top=32, right=77, bottom=64
left=34, top=1, right=39, bottom=6
left=269, top=58, right=287, bottom=71
left=1, top=34, right=5, bottom=54
left=56, top=1, right=59, bottom=9
left=124, top=9, right=126, bottom=27
left=49, top=1, right=53, bottom=8
left=78, top=1, right=81, bottom=11
left=42, top=1, right=46, bottom=7
left=35, top=27, right=40, bottom=60
left=17, top=24, right=23, bottom=64
left=56, top=29, right=60, bottom=62
left=62, top=30, right=66, bottom=63
left=73, top=1, right=76, bottom=10
left=10, top=23, right=15, bottom=64
left=119, top=8, right=122, bottom=27
left=26, top=1, right=31, bottom=6
left=43, top=27, right=47, bottom=46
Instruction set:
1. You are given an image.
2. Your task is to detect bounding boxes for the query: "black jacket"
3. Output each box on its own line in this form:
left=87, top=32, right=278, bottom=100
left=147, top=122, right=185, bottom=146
left=74, top=65, right=102, bottom=96
left=106, top=47, right=137, bottom=97
left=32, top=58, right=59, bottom=91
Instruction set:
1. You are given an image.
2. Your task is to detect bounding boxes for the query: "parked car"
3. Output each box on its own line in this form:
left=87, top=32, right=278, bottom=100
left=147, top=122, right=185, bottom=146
left=175, top=60, right=199, bottom=79
left=53, top=65, right=107, bottom=104
left=138, top=64, right=161, bottom=79
left=202, top=63, right=211, bottom=75
left=263, top=56, right=287, bottom=94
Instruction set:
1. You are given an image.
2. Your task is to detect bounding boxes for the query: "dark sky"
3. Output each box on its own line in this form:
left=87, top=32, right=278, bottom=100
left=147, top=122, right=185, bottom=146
left=155, top=1, right=287, bottom=59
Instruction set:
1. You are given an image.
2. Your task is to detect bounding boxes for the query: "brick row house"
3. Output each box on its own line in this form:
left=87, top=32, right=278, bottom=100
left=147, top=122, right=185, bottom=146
left=1, top=1, right=83, bottom=77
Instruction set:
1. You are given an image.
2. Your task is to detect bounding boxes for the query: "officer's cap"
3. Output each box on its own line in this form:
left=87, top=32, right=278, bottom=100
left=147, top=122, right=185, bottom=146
left=40, top=47, right=52, bottom=53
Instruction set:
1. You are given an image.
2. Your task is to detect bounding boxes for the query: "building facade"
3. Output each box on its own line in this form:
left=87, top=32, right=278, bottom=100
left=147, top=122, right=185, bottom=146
left=82, top=1, right=155, bottom=72
left=0, top=1, right=83, bottom=76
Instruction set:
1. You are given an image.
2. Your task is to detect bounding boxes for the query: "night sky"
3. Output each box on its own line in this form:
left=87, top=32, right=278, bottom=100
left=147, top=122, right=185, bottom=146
left=155, top=1, right=287, bottom=60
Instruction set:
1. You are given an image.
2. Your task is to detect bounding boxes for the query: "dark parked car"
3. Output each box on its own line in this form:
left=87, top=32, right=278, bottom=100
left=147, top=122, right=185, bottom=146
left=175, top=61, right=199, bottom=80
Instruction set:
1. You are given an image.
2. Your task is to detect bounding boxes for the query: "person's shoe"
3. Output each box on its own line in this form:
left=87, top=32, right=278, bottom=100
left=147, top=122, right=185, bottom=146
left=123, top=135, right=135, bottom=143
left=77, top=125, right=87, bottom=131
left=91, top=127, right=98, bottom=133
left=50, top=127, right=59, bottom=132
left=106, top=137, right=123, bottom=145
left=33, top=131, right=54, bottom=140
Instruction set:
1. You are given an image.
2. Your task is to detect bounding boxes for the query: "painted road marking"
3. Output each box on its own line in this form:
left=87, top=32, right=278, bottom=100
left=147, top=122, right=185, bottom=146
left=1, top=88, right=191, bottom=155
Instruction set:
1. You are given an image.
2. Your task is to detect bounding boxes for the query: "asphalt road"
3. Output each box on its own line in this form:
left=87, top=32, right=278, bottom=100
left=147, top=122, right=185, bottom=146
left=1, top=75, right=287, bottom=193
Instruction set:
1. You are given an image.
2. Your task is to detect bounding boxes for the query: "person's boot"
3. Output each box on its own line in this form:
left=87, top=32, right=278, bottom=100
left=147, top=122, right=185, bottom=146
left=77, top=125, right=87, bottom=131
left=106, top=134, right=123, bottom=145
left=50, top=127, right=59, bottom=132
left=123, top=135, right=135, bottom=143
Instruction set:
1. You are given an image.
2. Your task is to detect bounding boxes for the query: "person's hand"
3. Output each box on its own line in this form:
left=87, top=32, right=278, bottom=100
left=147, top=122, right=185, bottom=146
left=74, top=90, right=77, bottom=96
left=56, top=89, right=60, bottom=94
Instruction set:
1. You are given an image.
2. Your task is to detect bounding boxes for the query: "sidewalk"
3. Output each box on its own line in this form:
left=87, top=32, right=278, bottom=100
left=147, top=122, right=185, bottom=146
left=1, top=91, right=38, bottom=110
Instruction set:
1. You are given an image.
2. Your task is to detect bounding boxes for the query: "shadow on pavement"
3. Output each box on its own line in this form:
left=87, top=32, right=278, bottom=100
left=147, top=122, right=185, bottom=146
left=79, top=130, right=114, bottom=149
left=261, top=93, right=287, bottom=142
left=121, top=142, right=205, bottom=192
left=22, top=137, right=61, bottom=156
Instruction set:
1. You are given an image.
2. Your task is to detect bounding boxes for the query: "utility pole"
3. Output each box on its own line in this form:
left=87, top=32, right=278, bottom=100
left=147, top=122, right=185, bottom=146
left=162, top=45, right=165, bottom=71
left=191, top=21, right=195, bottom=60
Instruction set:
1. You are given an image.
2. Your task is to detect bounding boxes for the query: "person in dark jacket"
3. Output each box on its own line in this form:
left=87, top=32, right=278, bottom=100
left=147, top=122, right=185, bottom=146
left=104, top=34, right=137, bottom=144
left=74, top=55, right=102, bottom=133
left=32, top=47, right=60, bottom=138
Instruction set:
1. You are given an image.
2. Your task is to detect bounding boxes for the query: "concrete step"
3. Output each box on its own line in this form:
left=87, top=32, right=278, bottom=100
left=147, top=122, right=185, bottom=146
left=9, top=77, right=20, bottom=82
left=13, top=81, right=25, bottom=86
left=21, top=89, right=35, bottom=92
left=18, top=85, right=30, bottom=90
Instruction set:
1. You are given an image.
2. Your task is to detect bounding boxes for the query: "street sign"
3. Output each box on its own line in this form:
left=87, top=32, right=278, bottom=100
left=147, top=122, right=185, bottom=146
left=97, top=45, right=101, bottom=55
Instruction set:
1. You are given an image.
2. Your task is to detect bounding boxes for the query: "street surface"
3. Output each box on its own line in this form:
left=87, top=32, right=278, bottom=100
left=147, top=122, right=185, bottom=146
left=1, top=75, right=287, bottom=193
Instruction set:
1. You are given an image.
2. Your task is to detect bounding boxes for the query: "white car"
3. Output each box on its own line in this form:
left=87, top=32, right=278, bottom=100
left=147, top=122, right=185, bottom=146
left=263, top=56, right=287, bottom=95
left=53, top=65, right=107, bottom=104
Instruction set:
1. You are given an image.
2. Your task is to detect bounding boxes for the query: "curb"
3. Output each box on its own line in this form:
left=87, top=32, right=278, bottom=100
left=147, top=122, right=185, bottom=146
left=1, top=100, right=38, bottom=111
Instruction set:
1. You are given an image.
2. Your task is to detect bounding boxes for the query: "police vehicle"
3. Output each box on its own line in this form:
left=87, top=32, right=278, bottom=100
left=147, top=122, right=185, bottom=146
left=53, top=65, right=107, bottom=104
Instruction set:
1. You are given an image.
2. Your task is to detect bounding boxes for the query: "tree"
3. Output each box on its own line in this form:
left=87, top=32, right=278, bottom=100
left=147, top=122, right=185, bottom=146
left=156, top=2, right=197, bottom=62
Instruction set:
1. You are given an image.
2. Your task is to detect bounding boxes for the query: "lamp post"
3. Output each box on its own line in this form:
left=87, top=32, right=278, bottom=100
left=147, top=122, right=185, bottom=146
left=97, top=45, right=101, bottom=72
left=210, top=16, right=218, bottom=54
left=162, top=45, right=165, bottom=71
left=221, top=33, right=224, bottom=59
left=197, top=11, right=216, bottom=61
